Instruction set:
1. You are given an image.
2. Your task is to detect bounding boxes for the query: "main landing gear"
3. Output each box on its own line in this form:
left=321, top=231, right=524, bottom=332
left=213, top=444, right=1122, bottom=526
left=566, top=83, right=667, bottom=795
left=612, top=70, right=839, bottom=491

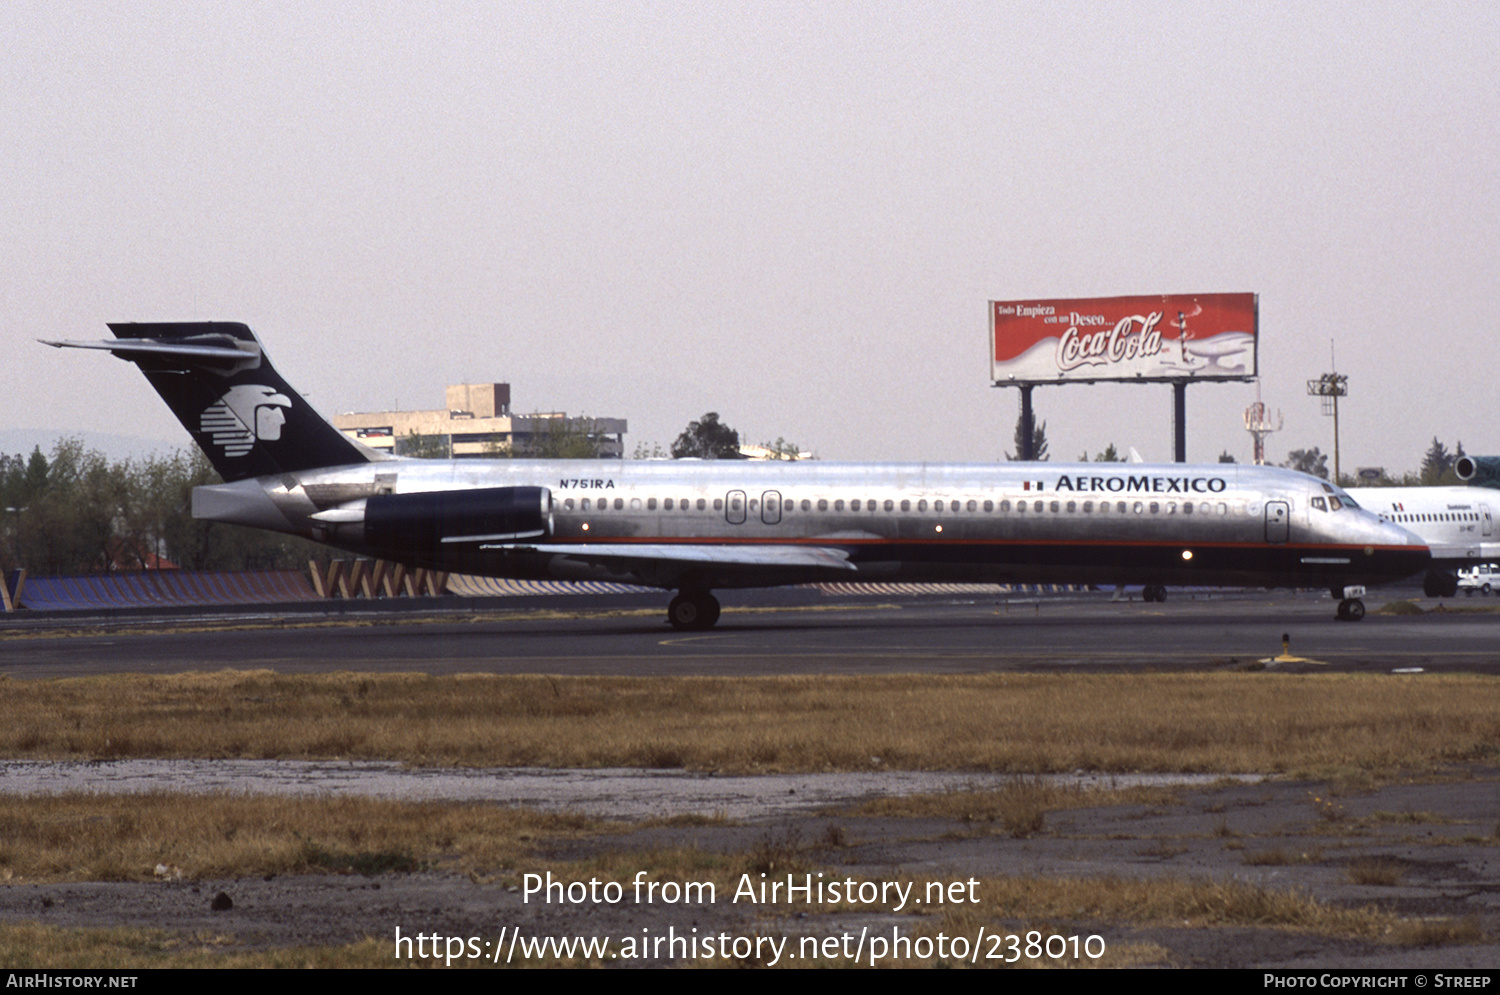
left=1422, top=570, right=1459, bottom=599
left=667, top=590, right=721, bottom=631
left=1141, top=585, right=1168, bottom=603
left=1330, top=585, right=1367, bottom=622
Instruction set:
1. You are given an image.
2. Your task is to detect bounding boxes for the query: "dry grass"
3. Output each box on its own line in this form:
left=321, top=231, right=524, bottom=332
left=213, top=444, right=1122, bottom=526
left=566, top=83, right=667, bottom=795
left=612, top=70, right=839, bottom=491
left=0, top=924, right=407, bottom=969
left=837, top=781, right=1180, bottom=838
left=970, top=875, right=1390, bottom=936
left=1384, top=916, right=1486, bottom=947
left=0, top=793, right=600, bottom=883
left=1, top=670, right=1497, bottom=775
left=1346, top=858, right=1405, bottom=886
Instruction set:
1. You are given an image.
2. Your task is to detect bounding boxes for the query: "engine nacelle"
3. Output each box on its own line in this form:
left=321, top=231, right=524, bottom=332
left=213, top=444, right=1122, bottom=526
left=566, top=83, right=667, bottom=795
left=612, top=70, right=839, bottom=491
left=1455, top=456, right=1500, bottom=490
left=363, top=486, right=551, bottom=560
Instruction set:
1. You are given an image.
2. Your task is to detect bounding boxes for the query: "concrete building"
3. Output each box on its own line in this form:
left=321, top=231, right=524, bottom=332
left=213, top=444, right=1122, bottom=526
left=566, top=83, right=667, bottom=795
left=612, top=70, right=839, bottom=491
left=333, top=383, right=626, bottom=458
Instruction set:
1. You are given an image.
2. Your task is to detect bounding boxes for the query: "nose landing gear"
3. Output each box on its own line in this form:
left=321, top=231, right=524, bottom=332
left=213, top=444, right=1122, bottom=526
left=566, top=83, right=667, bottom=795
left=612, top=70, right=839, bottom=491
left=1332, top=584, right=1367, bottom=622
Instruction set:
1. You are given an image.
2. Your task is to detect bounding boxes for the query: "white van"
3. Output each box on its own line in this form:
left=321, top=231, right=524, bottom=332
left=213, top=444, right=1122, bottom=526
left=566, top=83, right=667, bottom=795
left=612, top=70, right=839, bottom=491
left=1457, top=563, right=1500, bottom=595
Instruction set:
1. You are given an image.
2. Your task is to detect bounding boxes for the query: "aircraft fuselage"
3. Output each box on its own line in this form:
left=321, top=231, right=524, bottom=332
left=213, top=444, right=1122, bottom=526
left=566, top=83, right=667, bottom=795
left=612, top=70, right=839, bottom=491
left=196, top=457, right=1429, bottom=593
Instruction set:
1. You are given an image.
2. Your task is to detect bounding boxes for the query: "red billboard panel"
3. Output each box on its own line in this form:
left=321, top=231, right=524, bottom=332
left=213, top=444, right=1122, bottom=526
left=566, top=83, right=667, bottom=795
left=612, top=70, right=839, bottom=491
left=991, top=293, right=1258, bottom=385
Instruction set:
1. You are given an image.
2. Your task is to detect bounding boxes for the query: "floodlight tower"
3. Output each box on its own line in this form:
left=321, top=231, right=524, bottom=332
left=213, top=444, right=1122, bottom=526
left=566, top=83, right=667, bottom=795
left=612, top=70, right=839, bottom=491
left=1243, top=400, right=1282, bottom=465
left=1306, top=371, right=1348, bottom=483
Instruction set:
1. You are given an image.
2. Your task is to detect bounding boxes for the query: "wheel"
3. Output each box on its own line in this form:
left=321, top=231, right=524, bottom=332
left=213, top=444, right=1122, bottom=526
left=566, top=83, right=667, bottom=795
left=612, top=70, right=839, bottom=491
left=667, top=591, right=720, bottom=631
left=1154, top=585, right=1167, bottom=603
left=1485, top=584, right=1492, bottom=596
left=1336, top=598, right=1365, bottom=622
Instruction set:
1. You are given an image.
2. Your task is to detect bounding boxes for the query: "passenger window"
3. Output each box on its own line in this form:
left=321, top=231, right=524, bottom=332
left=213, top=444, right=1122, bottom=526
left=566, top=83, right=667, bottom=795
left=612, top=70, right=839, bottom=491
left=1016, top=501, right=1026, bottom=513
left=983, top=500, right=993, bottom=512
left=999, top=500, right=1010, bottom=512
left=1117, top=502, right=1127, bottom=514
left=818, top=499, right=828, bottom=511
left=918, top=499, right=928, bottom=512
left=967, top=500, right=977, bottom=512
left=1083, top=501, right=1093, bottom=513
left=630, top=498, right=642, bottom=510
left=1182, top=502, right=1191, bottom=515
left=885, top=499, right=895, bottom=511
left=1217, top=503, right=1227, bottom=515
left=1050, top=501, right=1059, bottom=513
left=901, top=499, right=911, bottom=512
left=697, top=498, right=707, bottom=511
left=1034, top=500, right=1044, bottom=513
left=647, top=498, right=657, bottom=510
left=834, top=499, right=844, bottom=511
left=581, top=498, right=591, bottom=510
left=1149, top=502, right=1159, bottom=514
left=664, top=498, right=673, bottom=510
left=565, top=498, right=575, bottom=510
left=1066, top=501, right=1076, bottom=513
left=851, top=499, right=861, bottom=511
left=615, top=498, right=624, bottom=510
left=801, top=500, right=811, bottom=511
left=713, top=498, right=723, bottom=511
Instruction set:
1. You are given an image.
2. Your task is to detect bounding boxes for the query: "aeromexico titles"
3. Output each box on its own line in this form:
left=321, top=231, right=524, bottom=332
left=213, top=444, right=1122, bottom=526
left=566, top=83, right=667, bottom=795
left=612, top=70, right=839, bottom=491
left=47, top=323, right=1429, bottom=627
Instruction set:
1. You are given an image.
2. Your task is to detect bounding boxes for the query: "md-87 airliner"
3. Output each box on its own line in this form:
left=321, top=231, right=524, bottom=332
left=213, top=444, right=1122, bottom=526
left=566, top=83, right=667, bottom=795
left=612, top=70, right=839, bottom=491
left=47, top=323, right=1428, bottom=626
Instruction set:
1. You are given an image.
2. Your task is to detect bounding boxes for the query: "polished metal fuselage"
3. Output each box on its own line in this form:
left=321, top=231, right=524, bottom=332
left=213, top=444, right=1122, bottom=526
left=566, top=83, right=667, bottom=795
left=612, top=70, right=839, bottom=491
left=196, top=457, right=1430, bottom=592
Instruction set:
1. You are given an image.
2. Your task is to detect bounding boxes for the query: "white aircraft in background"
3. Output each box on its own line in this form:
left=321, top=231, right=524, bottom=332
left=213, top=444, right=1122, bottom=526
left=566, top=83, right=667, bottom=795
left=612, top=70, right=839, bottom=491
left=1346, top=458, right=1500, bottom=597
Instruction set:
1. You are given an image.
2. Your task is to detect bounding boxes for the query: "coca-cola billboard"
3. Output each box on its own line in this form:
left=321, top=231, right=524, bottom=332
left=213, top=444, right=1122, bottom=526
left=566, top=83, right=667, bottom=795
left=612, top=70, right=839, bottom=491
left=991, top=293, right=1258, bottom=385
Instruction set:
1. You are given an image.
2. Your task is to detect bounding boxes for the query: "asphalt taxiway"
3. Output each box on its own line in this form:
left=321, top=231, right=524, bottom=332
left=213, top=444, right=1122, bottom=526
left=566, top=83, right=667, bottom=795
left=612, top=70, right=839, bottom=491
left=2, top=588, right=1498, bottom=678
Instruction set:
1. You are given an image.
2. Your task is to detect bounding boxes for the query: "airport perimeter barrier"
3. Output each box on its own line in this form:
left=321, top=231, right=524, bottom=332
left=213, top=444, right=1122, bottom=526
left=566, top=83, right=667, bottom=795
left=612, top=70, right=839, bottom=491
left=5, top=568, right=320, bottom=612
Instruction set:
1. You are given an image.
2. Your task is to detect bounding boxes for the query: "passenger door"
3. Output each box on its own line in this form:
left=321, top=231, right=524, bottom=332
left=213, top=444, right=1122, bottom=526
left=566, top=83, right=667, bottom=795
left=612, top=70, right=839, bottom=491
left=1265, top=501, right=1289, bottom=543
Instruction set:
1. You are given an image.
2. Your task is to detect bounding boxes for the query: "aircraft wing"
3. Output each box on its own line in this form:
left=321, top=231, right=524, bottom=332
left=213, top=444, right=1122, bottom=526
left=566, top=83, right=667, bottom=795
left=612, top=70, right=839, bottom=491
left=485, top=541, right=859, bottom=572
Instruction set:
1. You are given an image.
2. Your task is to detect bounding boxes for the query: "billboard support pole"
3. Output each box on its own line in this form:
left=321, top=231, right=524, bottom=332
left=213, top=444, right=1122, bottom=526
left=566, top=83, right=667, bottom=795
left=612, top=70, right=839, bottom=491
left=1173, top=380, right=1187, bottom=463
left=1019, top=384, right=1034, bottom=461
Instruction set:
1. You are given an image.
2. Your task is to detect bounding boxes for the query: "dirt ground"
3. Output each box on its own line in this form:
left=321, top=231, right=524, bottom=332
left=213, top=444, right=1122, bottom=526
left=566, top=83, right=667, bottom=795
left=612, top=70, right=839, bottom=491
left=4, top=769, right=1500, bottom=968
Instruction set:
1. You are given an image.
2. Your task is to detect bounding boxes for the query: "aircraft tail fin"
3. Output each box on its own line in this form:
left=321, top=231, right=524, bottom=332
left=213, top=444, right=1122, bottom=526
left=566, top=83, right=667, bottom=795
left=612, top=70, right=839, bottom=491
left=44, top=322, right=387, bottom=482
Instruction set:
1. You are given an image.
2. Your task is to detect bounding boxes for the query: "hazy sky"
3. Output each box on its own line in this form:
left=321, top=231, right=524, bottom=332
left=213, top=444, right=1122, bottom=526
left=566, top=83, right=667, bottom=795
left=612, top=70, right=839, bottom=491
left=5, top=2, right=1497, bottom=471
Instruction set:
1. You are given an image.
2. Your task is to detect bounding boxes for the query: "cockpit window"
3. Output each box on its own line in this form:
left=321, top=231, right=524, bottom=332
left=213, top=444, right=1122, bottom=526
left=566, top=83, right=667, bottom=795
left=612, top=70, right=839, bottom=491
left=1311, top=497, right=1327, bottom=512
left=1328, top=496, right=1343, bottom=511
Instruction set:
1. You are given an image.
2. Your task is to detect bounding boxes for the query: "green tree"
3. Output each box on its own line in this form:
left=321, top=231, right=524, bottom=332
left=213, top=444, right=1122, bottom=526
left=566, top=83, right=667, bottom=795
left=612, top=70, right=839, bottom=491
left=1282, top=447, right=1329, bottom=480
left=672, top=413, right=742, bottom=459
left=1093, top=444, right=1125, bottom=463
left=527, top=417, right=605, bottom=459
left=396, top=431, right=451, bottom=459
left=1420, top=437, right=1463, bottom=485
left=1007, top=417, right=1048, bottom=461
left=1218, top=450, right=1237, bottom=464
